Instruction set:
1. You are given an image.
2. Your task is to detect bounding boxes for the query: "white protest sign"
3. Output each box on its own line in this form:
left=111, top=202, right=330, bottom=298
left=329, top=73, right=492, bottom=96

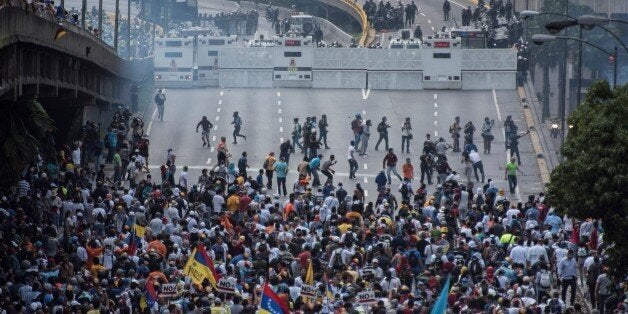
left=216, top=277, right=238, bottom=294
left=356, top=290, right=377, bottom=305
left=300, top=284, right=317, bottom=299
left=161, top=283, right=177, bottom=298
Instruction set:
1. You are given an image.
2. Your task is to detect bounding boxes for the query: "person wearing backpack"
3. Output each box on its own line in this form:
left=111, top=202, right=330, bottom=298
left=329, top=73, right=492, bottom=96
left=536, top=263, right=553, bottom=302
left=351, top=114, right=363, bottom=147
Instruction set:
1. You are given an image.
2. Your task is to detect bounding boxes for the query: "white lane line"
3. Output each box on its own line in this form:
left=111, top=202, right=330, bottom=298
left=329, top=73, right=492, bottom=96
left=420, top=12, right=426, bottom=16
left=364, top=177, right=368, bottom=183
left=145, top=107, right=158, bottom=136
left=277, top=92, right=281, bottom=97
left=434, top=103, right=438, bottom=108
left=363, top=163, right=368, bottom=170
left=280, top=137, right=284, bottom=143
left=213, top=125, right=218, bottom=130
left=450, top=0, right=467, bottom=9
left=435, top=131, right=439, bottom=137
left=279, top=126, right=284, bottom=133
left=428, top=19, right=432, bottom=23
left=220, top=91, right=224, bottom=96
left=434, top=121, right=438, bottom=126
left=215, top=116, right=220, bottom=121
left=431, top=26, right=435, bottom=31
left=362, top=110, right=366, bottom=116
left=364, top=190, right=369, bottom=197
left=206, top=158, right=212, bottom=164
left=210, top=146, right=215, bottom=152
left=279, top=117, right=283, bottom=123
left=217, top=108, right=221, bottom=113
left=278, top=108, right=282, bottom=114
left=492, top=89, right=502, bottom=121
left=361, top=88, right=371, bottom=99
left=434, top=111, right=438, bottom=117
left=218, top=100, right=222, bottom=105
left=278, top=100, right=281, bottom=106
left=212, top=135, right=216, bottom=141
left=434, top=94, right=438, bottom=99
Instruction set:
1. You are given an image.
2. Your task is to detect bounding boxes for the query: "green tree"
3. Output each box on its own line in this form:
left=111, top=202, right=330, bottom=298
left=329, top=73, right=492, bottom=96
left=547, top=81, right=628, bottom=279
left=0, top=97, right=56, bottom=190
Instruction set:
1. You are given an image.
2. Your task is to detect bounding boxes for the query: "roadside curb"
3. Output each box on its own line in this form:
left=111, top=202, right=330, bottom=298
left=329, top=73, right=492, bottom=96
left=517, top=86, right=551, bottom=188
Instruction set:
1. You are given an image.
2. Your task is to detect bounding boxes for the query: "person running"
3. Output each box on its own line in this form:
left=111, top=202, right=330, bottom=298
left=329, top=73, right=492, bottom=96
left=291, top=118, right=303, bottom=153
left=347, top=141, right=358, bottom=180
left=231, top=111, right=247, bottom=144
left=321, top=154, right=337, bottom=186
left=195, top=116, right=214, bottom=147
left=401, top=117, right=413, bottom=153
left=505, top=156, right=523, bottom=195
left=375, top=116, right=390, bottom=151
left=154, top=89, right=166, bottom=122
left=383, top=148, right=403, bottom=185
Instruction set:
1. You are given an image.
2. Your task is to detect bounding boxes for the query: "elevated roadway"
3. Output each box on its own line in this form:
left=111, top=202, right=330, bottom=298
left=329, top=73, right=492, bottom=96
left=0, top=6, right=150, bottom=139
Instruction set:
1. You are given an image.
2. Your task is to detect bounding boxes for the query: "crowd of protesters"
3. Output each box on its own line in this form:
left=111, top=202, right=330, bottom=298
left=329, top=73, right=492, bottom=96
left=0, top=0, right=155, bottom=59
left=1, top=90, right=627, bottom=314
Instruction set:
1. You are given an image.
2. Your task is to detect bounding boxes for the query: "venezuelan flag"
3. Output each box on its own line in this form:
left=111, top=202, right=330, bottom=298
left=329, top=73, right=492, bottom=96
left=183, top=244, right=221, bottom=288
left=145, top=278, right=158, bottom=308
left=260, top=283, right=291, bottom=314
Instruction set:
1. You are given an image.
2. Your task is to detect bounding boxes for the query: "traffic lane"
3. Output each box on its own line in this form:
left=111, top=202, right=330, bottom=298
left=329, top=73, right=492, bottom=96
left=147, top=88, right=222, bottom=170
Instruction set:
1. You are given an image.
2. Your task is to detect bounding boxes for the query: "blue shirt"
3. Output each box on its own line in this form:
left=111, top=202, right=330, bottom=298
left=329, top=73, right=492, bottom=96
left=274, top=161, right=288, bottom=178
left=558, top=257, right=578, bottom=279
left=544, top=214, right=562, bottom=234
left=309, top=157, right=321, bottom=170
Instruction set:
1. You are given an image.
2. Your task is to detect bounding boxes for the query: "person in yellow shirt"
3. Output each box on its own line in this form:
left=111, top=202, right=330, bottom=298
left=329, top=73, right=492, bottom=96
left=210, top=298, right=231, bottom=314
left=227, top=192, right=240, bottom=212
left=90, top=258, right=107, bottom=278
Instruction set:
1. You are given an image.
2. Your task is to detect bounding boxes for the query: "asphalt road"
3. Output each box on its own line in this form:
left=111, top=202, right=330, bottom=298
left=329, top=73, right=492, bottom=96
left=145, top=87, right=543, bottom=202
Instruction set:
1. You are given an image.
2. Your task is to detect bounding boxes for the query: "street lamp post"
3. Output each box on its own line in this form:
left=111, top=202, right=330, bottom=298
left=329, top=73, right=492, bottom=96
left=127, top=0, right=131, bottom=60
left=532, top=33, right=620, bottom=159
left=114, top=0, right=120, bottom=50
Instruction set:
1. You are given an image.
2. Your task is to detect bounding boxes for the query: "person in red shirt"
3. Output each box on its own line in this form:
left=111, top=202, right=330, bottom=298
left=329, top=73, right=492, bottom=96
left=383, top=148, right=403, bottom=185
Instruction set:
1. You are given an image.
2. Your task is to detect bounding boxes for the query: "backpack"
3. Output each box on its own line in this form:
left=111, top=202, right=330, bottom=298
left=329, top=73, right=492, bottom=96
left=489, top=245, right=505, bottom=263
left=399, top=183, right=409, bottom=195
left=548, top=298, right=561, bottom=313
left=351, top=119, right=363, bottom=134
left=469, top=258, right=482, bottom=277
left=539, top=270, right=551, bottom=288
left=377, top=122, right=386, bottom=133
left=332, top=249, right=344, bottom=269
left=436, top=160, right=448, bottom=173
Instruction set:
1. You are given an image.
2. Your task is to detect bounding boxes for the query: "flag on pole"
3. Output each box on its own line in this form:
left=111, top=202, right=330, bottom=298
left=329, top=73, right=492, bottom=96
left=54, top=26, right=67, bottom=41
left=183, top=243, right=221, bottom=288
left=430, top=275, right=451, bottom=314
left=260, top=283, right=291, bottom=314
left=305, top=260, right=314, bottom=284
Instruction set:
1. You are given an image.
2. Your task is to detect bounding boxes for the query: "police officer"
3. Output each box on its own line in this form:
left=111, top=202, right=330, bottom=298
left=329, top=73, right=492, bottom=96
left=443, top=0, right=451, bottom=21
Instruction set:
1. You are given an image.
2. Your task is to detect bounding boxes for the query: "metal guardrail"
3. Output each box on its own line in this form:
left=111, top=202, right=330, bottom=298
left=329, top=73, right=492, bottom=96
left=339, top=0, right=372, bottom=46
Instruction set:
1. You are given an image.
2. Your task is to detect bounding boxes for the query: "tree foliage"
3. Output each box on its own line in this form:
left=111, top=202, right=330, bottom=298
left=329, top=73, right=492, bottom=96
left=0, top=98, right=56, bottom=191
left=547, top=81, right=628, bottom=279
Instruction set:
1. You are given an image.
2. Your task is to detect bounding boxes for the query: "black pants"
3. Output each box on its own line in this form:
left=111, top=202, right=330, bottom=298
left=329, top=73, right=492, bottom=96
left=473, top=161, right=485, bottom=183
left=420, top=166, right=432, bottom=184
left=265, top=170, right=274, bottom=189
left=452, top=134, right=461, bottom=152
left=508, top=174, right=517, bottom=194
left=233, top=126, right=246, bottom=143
left=444, top=10, right=449, bottom=21
left=277, top=177, right=287, bottom=196
left=319, top=132, right=329, bottom=148
left=588, top=281, right=596, bottom=309
left=561, top=277, right=577, bottom=305
left=401, top=136, right=411, bottom=153
left=348, top=159, right=358, bottom=178
left=375, top=132, right=389, bottom=150
left=510, top=146, right=521, bottom=164
left=321, top=169, right=334, bottom=185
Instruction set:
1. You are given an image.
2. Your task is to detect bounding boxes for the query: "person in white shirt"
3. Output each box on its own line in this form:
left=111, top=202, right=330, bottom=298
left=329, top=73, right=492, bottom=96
left=178, top=166, right=189, bottom=190
left=509, top=239, right=528, bottom=267
left=347, top=141, right=358, bottom=179
left=505, top=204, right=521, bottom=226
left=527, top=239, right=549, bottom=266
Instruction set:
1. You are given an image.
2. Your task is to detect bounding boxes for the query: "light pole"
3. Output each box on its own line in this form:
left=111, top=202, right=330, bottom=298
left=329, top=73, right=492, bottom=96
left=114, top=0, right=120, bottom=50
left=532, top=33, right=619, bottom=159
left=127, top=0, right=131, bottom=60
